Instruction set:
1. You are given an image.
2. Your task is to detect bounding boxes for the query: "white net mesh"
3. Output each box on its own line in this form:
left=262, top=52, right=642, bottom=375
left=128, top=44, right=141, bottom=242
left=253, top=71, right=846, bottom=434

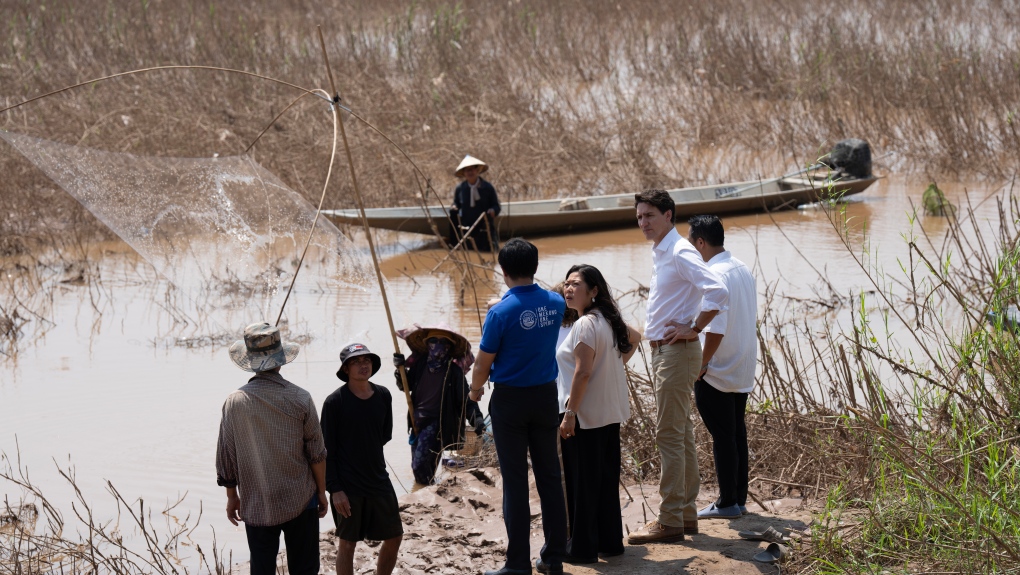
left=1, top=130, right=375, bottom=324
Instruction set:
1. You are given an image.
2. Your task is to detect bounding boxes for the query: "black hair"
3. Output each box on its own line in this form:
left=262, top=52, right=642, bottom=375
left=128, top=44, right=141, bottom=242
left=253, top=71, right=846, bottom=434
left=498, top=237, right=539, bottom=279
left=634, top=189, right=676, bottom=223
left=563, top=264, right=633, bottom=355
left=687, top=215, right=725, bottom=247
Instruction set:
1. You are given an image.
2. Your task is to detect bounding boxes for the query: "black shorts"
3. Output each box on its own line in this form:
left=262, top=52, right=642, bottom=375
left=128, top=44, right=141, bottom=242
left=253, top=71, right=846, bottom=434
left=331, top=490, right=403, bottom=542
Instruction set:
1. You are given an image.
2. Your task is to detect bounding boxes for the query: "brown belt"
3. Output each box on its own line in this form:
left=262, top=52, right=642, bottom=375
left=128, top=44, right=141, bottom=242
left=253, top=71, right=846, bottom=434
left=648, top=338, right=697, bottom=349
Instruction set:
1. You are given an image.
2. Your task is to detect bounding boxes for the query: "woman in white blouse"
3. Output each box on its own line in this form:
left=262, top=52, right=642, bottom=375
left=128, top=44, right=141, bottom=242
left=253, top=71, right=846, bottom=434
left=556, top=264, right=641, bottom=563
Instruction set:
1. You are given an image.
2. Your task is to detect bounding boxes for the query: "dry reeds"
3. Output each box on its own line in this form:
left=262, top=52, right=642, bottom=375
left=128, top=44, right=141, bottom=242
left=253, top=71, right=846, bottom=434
left=1, top=447, right=232, bottom=575
left=3, top=0, right=1019, bottom=233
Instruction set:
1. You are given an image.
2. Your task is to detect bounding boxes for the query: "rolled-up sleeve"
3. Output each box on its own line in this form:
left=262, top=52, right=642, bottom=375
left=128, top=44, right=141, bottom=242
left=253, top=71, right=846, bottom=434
left=215, top=402, right=238, bottom=488
left=677, top=250, right=728, bottom=312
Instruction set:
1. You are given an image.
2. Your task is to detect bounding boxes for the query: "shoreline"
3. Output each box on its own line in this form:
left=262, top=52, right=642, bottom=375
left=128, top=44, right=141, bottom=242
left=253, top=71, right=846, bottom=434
left=245, top=467, right=816, bottom=575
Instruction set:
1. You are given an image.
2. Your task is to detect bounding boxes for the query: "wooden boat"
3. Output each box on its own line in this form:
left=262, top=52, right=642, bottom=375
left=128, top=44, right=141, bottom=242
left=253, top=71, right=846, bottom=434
left=323, top=174, right=877, bottom=239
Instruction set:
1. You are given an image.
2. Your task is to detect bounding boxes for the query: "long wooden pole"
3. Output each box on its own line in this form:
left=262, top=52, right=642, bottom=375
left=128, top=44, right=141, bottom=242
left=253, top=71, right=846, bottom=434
left=317, top=27, right=417, bottom=434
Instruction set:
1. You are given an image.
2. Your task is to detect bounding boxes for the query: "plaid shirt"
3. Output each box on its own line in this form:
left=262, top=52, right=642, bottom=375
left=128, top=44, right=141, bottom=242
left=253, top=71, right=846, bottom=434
left=216, top=371, right=327, bottom=527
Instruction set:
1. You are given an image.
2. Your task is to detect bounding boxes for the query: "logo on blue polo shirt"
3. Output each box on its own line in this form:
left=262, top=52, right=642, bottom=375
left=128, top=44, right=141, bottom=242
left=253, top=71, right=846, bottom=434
left=520, top=306, right=559, bottom=330
left=520, top=310, right=537, bottom=329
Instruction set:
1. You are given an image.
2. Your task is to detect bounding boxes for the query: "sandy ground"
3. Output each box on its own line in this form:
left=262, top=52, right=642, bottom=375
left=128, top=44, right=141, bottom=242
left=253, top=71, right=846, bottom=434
left=286, top=466, right=814, bottom=575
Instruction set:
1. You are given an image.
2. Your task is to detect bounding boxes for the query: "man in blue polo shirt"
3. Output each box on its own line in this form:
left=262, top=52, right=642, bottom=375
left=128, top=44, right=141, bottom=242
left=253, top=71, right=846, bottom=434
left=469, top=238, right=567, bottom=575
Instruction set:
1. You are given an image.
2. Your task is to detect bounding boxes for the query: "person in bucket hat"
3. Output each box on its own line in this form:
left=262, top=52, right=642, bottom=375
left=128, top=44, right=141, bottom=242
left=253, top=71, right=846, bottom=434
left=451, top=154, right=501, bottom=251
left=320, top=343, right=403, bottom=575
left=216, top=322, right=328, bottom=575
left=393, top=324, right=484, bottom=485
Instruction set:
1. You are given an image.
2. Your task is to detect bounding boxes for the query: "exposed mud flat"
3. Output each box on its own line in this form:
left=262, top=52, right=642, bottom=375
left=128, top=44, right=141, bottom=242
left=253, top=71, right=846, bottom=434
left=250, top=466, right=813, bottom=574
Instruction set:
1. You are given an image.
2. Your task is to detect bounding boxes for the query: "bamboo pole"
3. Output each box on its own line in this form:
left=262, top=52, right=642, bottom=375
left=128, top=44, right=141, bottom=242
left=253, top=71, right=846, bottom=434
left=317, top=26, right=417, bottom=434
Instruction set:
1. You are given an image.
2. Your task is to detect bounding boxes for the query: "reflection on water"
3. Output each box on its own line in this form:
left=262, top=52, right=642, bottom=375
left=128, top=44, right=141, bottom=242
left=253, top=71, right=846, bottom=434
left=0, top=176, right=1007, bottom=563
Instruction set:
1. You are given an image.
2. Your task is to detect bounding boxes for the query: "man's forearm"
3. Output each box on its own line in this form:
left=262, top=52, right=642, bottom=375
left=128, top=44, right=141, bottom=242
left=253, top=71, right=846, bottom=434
left=311, top=460, right=327, bottom=493
left=471, top=366, right=489, bottom=391
left=694, top=310, right=720, bottom=331
left=701, top=332, right=724, bottom=370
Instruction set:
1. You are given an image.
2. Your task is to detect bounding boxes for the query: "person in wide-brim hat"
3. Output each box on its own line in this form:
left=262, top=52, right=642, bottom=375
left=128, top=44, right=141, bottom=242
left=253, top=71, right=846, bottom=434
left=454, top=155, right=488, bottom=178
left=228, top=322, right=300, bottom=372
left=405, top=324, right=470, bottom=359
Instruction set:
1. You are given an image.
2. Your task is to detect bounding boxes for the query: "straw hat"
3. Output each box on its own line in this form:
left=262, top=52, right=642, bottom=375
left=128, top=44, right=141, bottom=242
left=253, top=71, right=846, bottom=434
left=405, top=323, right=470, bottom=359
left=229, top=322, right=299, bottom=372
left=455, top=155, right=488, bottom=177
left=336, top=342, right=381, bottom=382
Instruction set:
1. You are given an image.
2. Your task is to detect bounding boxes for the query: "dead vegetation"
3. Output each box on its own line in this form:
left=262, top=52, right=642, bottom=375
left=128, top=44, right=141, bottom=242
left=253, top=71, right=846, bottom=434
left=3, top=0, right=1019, bottom=239
left=1, top=448, right=233, bottom=575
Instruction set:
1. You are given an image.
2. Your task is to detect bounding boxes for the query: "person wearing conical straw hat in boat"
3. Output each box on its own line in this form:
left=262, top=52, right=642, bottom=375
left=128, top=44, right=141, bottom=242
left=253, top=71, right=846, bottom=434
left=392, top=323, right=485, bottom=486
left=215, top=322, right=328, bottom=575
left=452, top=154, right=501, bottom=252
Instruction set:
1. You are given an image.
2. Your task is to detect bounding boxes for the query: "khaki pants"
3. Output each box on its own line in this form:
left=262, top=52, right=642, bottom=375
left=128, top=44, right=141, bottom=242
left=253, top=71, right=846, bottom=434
left=651, top=340, right=702, bottom=526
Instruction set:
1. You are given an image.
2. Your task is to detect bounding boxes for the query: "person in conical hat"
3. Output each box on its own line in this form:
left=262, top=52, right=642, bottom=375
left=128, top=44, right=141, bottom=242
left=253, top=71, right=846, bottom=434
left=451, top=154, right=501, bottom=252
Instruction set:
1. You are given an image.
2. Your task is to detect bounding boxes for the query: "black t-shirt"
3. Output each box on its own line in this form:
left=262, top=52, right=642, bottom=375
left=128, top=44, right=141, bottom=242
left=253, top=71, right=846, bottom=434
left=320, top=383, right=394, bottom=497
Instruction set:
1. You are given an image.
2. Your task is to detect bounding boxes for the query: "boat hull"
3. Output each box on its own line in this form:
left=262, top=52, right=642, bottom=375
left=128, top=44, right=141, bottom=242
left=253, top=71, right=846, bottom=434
left=323, top=176, right=877, bottom=239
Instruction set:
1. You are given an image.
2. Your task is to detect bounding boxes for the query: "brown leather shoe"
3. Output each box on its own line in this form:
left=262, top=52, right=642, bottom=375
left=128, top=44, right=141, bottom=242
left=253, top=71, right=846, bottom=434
left=684, top=520, right=699, bottom=535
left=627, top=520, right=685, bottom=544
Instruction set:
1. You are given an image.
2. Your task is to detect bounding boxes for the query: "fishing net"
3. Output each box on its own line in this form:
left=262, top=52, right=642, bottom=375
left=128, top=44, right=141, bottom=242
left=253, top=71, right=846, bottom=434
left=0, top=130, right=375, bottom=325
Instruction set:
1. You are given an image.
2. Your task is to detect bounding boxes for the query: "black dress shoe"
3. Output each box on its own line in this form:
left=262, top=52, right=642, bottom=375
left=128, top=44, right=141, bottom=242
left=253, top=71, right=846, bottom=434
left=535, top=558, right=563, bottom=575
left=484, top=567, right=532, bottom=575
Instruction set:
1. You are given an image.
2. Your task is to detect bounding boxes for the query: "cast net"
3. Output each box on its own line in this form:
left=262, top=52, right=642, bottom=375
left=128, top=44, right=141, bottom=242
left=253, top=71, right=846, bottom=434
left=0, top=130, right=375, bottom=326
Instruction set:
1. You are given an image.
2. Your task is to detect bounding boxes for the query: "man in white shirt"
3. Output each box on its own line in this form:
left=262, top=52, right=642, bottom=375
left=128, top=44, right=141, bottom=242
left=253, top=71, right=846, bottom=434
left=685, top=215, right=757, bottom=520
left=628, top=191, right=728, bottom=544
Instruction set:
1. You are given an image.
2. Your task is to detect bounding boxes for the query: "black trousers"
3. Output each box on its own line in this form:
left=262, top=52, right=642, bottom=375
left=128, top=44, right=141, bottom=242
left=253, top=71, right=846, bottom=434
left=694, top=378, right=749, bottom=508
left=244, top=507, right=320, bottom=575
left=561, top=420, right=624, bottom=559
left=489, top=382, right=567, bottom=570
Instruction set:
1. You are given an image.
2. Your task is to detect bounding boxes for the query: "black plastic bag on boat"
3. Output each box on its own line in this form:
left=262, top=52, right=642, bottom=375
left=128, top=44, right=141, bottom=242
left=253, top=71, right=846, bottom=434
left=823, top=138, right=872, bottom=179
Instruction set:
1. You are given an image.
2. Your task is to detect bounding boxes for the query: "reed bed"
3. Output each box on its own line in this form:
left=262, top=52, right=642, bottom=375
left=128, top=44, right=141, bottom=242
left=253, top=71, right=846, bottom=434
left=1, top=448, right=232, bottom=575
left=3, top=0, right=1019, bottom=243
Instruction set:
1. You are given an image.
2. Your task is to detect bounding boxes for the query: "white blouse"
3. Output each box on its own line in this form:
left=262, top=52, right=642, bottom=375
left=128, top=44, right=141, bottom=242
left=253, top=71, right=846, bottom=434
left=555, top=311, right=631, bottom=429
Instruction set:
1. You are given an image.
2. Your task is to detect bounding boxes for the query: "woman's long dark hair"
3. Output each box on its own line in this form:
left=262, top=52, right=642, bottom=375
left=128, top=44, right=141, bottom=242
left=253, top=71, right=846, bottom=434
left=563, top=264, right=633, bottom=355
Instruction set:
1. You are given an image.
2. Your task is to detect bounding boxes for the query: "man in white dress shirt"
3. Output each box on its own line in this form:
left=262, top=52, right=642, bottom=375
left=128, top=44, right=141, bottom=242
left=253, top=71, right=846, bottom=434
left=628, top=191, right=728, bottom=544
left=686, top=215, right=757, bottom=520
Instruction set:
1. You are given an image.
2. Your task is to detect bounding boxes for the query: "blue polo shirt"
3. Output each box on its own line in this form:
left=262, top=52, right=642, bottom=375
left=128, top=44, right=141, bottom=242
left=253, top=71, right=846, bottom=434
left=479, top=283, right=565, bottom=387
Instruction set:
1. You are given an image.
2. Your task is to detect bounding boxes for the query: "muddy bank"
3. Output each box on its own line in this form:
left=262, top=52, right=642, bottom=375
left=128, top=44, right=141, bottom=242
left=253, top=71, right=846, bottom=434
left=255, top=466, right=814, bottom=575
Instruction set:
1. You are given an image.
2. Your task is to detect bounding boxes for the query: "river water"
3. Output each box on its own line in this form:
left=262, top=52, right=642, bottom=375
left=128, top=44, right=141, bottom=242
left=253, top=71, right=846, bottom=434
left=0, top=175, right=1007, bottom=564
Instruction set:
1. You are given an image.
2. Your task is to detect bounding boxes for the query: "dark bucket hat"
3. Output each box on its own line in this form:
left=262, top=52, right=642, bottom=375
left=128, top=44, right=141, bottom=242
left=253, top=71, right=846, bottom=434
left=336, top=343, right=381, bottom=382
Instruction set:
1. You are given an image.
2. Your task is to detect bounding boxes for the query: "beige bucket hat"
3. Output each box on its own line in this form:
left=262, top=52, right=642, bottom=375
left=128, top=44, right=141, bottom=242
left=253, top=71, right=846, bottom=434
left=228, top=322, right=299, bottom=372
left=455, top=155, right=488, bottom=177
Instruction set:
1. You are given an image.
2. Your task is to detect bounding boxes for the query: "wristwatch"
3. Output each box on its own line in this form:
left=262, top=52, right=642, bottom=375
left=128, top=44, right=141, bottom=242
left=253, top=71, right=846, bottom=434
left=564, top=409, right=576, bottom=418
left=691, top=321, right=702, bottom=333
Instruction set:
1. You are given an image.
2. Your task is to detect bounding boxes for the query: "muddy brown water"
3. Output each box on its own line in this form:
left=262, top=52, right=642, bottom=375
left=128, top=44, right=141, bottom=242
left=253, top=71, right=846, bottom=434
left=0, top=176, right=1006, bottom=563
